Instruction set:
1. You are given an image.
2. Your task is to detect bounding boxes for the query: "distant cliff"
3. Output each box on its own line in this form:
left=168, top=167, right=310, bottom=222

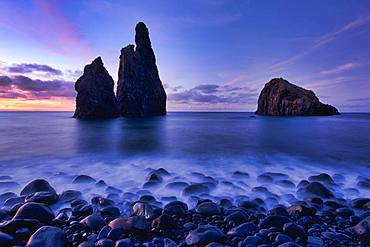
left=255, top=78, right=339, bottom=116
left=73, top=57, right=119, bottom=119
left=116, top=22, right=167, bottom=117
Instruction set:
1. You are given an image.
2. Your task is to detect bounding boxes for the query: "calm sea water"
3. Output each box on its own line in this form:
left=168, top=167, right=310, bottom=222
left=0, top=112, right=369, bottom=206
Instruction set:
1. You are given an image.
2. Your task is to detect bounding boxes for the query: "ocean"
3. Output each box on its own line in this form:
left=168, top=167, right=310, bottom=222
left=0, top=112, right=369, bottom=208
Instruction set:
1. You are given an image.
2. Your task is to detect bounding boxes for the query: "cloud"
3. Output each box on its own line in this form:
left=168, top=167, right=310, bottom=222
left=272, top=15, right=370, bottom=69
left=168, top=84, right=257, bottom=104
left=0, top=74, right=75, bottom=99
left=0, top=0, right=90, bottom=56
left=7, top=63, right=63, bottom=76
left=320, top=63, right=361, bottom=75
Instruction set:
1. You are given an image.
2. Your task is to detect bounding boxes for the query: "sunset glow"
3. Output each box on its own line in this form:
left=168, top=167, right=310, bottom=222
left=1, top=0, right=370, bottom=112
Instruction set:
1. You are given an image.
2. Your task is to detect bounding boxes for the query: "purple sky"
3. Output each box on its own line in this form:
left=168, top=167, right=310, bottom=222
left=0, top=0, right=370, bottom=112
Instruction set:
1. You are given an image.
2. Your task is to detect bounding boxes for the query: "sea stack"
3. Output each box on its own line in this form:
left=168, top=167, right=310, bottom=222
left=117, top=22, right=167, bottom=117
left=256, top=78, right=339, bottom=116
left=73, top=57, right=119, bottom=119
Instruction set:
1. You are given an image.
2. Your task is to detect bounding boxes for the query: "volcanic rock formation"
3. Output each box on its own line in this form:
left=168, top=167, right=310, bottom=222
left=117, top=22, right=167, bottom=117
left=255, top=78, right=339, bottom=116
left=73, top=57, right=119, bottom=119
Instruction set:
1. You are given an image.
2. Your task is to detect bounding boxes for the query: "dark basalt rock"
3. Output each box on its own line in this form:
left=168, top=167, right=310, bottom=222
left=20, top=179, right=56, bottom=196
left=26, top=226, right=66, bottom=247
left=117, top=22, right=167, bottom=117
left=73, top=57, right=119, bottom=119
left=256, top=78, right=339, bottom=116
left=13, top=202, right=54, bottom=224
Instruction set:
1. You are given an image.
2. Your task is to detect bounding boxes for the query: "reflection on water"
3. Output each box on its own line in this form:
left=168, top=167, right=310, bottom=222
left=0, top=112, right=369, bottom=206
left=0, top=112, right=369, bottom=165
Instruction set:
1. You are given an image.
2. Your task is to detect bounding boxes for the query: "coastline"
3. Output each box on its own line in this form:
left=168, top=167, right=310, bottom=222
left=0, top=166, right=369, bottom=246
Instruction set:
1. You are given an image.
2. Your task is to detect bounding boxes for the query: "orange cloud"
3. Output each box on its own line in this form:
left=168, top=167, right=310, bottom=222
left=0, top=97, right=74, bottom=111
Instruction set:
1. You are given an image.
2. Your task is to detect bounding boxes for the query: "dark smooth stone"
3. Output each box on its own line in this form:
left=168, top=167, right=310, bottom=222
left=259, top=216, right=293, bottom=229
left=335, top=208, right=354, bottom=218
left=0, top=219, right=42, bottom=234
left=0, top=231, right=14, bottom=247
left=107, top=228, right=124, bottom=241
left=26, top=226, right=65, bottom=247
left=25, top=192, right=59, bottom=205
left=225, top=210, right=249, bottom=225
left=72, top=204, right=93, bottom=217
left=350, top=198, right=370, bottom=208
left=97, top=225, right=110, bottom=240
left=108, top=216, right=149, bottom=234
left=308, top=173, right=335, bottom=184
left=115, top=238, right=131, bottom=247
left=101, top=206, right=120, bottom=218
left=304, top=197, right=323, bottom=205
left=105, top=186, right=122, bottom=194
left=277, top=180, right=295, bottom=188
left=275, top=233, right=294, bottom=245
left=233, top=171, right=250, bottom=178
left=307, top=236, right=324, bottom=246
left=298, top=182, right=334, bottom=198
left=72, top=175, right=96, bottom=184
left=13, top=202, right=54, bottom=224
left=152, top=214, right=176, bottom=229
left=297, top=180, right=309, bottom=189
left=163, top=201, right=188, bottom=215
left=242, top=236, right=262, bottom=246
left=352, top=216, right=370, bottom=244
left=283, top=223, right=306, bottom=241
left=96, top=180, right=107, bottom=187
left=165, top=182, right=189, bottom=190
left=321, top=231, right=351, bottom=241
left=183, top=184, right=210, bottom=196
left=195, top=201, right=221, bottom=216
left=3, top=196, right=25, bottom=208
left=91, top=197, right=114, bottom=208
left=287, top=204, right=316, bottom=218
left=20, top=179, right=56, bottom=196
left=0, top=192, right=16, bottom=205
left=59, top=190, right=82, bottom=203
left=268, top=205, right=289, bottom=217
left=80, top=214, right=106, bottom=232
left=227, top=222, right=259, bottom=237
left=139, top=195, right=156, bottom=203
left=147, top=173, right=162, bottom=183
left=185, top=224, right=226, bottom=246
left=220, top=198, right=233, bottom=209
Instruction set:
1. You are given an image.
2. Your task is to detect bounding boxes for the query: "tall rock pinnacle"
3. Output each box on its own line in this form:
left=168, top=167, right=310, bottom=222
left=255, top=78, right=340, bottom=116
left=73, top=57, right=119, bottom=119
left=117, top=22, right=167, bottom=117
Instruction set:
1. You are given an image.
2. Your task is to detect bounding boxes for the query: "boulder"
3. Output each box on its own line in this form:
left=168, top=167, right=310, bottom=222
left=0, top=231, right=15, bottom=247
left=26, top=226, right=66, bottom=247
left=81, top=214, right=106, bottom=232
left=186, top=224, right=226, bottom=246
left=20, top=179, right=56, bottom=196
left=116, top=22, right=167, bottom=117
left=73, top=57, right=119, bottom=119
left=13, top=202, right=54, bottom=224
left=255, top=78, right=339, bottom=116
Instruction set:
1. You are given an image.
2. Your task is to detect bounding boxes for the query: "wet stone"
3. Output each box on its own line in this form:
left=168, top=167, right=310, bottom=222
left=72, top=175, right=96, bottom=184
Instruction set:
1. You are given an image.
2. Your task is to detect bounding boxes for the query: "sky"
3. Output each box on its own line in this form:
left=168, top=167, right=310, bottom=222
left=0, top=0, right=370, bottom=112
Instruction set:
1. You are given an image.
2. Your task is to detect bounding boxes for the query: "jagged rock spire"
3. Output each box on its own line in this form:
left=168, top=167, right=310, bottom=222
left=116, top=22, right=167, bottom=117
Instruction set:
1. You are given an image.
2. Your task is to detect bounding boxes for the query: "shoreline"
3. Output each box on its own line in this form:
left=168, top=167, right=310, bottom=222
left=0, top=168, right=369, bottom=246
